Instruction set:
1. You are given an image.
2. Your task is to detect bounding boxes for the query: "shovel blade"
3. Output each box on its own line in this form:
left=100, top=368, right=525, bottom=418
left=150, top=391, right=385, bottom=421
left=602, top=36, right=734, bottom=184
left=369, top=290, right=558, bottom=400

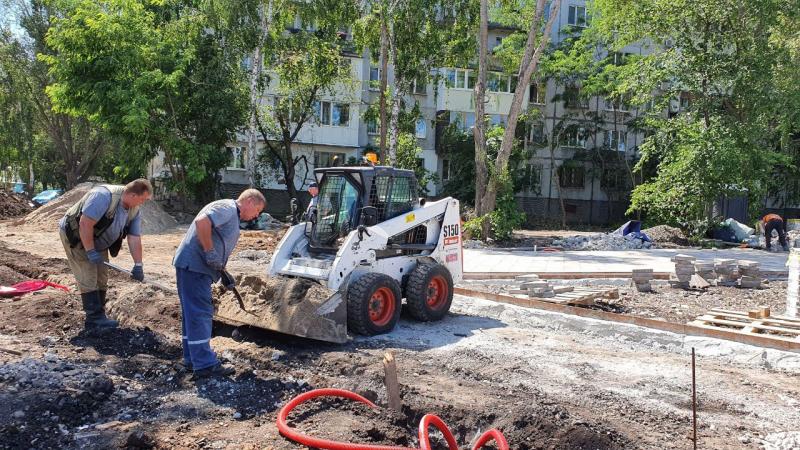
left=213, top=275, right=348, bottom=343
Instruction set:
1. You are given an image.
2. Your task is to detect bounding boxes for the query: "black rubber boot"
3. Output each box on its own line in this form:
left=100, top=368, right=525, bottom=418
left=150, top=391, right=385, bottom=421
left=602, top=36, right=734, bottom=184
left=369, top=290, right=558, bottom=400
left=81, top=291, right=118, bottom=330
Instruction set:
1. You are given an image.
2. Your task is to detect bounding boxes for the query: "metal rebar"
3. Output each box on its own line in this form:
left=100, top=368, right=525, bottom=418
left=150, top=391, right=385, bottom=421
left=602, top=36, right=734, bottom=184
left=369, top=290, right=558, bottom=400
left=692, top=347, right=697, bottom=450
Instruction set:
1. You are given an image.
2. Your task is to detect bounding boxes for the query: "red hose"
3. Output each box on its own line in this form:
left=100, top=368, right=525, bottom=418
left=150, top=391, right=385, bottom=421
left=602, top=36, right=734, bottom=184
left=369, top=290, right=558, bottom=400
left=276, top=388, right=411, bottom=450
left=418, top=414, right=459, bottom=450
left=472, top=429, right=509, bottom=450
left=277, top=388, right=509, bottom=450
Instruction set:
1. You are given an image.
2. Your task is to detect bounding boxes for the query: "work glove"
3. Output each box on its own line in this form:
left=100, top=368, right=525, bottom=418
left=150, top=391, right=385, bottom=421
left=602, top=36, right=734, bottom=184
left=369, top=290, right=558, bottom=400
left=131, top=264, right=144, bottom=282
left=86, top=249, right=104, bottom=265
left=220, top=270, right=236, bottom=290
left=203, top=248, right=225, bottom=272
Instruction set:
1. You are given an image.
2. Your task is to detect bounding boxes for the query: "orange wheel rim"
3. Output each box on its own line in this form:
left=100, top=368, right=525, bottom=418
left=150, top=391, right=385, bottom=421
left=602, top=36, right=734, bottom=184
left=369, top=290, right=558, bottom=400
left=368, top=287, right=396, bottom=326
left=426, top=275, right=448, bottom=310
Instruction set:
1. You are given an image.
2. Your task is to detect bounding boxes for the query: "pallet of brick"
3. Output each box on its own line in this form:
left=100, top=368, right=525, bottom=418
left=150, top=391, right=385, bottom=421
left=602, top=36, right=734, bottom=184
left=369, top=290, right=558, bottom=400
left=737, top=260, right=762, bottom=279
left=526, top=281, right=555, bottom=298
left=631, top=268, right=654, bottom=292
left=714, top=259, right=739, bottom=287
left=529, top=286, right=618, bottom=306
left=739, top=276, right=763, bottom=289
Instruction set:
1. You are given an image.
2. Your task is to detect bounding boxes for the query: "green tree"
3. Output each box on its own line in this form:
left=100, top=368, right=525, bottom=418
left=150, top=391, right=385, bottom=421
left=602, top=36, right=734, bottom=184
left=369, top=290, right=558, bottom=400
left=590, top=0, right=800, bottom=234
left=43, top=0, right=248, bottom=201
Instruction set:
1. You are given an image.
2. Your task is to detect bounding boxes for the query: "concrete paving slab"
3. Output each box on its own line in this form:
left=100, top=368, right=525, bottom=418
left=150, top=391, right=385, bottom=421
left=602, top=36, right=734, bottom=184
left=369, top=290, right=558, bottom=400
left=463, top=248, right=789, bottom=275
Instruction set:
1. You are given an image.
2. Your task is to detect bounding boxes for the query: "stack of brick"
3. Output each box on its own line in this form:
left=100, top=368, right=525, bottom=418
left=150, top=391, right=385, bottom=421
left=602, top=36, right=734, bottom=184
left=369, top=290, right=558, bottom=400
left=631, top=269, right=654, bottom=292
left=738, top=260, right=762, bottom=289
left=526, top=280, right=555, bottom=298
left=671, top=254, right=696, bottom=289
left=714, top=259, right=739, bottom=287
left=694, top=260, right=717, bottom=284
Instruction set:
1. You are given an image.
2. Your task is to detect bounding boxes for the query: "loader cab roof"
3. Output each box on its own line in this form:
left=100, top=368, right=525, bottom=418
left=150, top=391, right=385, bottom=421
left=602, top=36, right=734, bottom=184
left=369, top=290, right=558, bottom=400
left=313, top=165, right=415, bottom=179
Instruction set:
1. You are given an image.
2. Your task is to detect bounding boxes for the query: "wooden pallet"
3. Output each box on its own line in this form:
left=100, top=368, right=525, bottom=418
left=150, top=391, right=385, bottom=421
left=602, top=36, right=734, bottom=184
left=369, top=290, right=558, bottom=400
left=690, top=308, right=800, bottom=344
left=527, top=287, right=619, bottom=306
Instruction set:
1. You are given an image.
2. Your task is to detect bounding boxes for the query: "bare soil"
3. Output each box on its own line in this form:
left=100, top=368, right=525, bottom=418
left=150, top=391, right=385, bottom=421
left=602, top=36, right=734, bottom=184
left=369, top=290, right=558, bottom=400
left=0, top=191, right=33, bottom=220
left=0, top=224, right=798, bottom=449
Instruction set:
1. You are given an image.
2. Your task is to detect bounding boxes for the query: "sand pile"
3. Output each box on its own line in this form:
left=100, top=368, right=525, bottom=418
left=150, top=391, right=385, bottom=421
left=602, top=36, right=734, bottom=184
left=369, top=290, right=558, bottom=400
left=0, top=191, right=33, bottom=220
left=18, top=182, right=177, bottom=233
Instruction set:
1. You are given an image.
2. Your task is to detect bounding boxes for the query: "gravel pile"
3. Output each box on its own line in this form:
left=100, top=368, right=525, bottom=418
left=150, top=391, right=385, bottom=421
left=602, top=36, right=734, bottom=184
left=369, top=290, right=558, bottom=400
left=554, top=233, right=652, bottom=250
left=642, top=225, right=690, bottom=247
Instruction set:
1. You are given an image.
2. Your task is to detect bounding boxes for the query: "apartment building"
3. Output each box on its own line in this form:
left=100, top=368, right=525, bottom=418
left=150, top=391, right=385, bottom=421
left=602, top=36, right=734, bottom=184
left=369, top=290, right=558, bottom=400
left=215, top=1, right=646, bottom=223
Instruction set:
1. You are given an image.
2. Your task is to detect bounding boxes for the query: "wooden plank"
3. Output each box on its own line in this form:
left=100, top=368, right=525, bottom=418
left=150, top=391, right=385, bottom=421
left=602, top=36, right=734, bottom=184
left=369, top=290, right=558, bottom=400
left=463, top=270, right=789, bottom=280
left=710, top=308, right=800, bottom=324
left=748, top=307, right=771, bottom=319
left=707, top=310, right=800, bottom=329
left=454, top=287, right=800, bottom=352
left=0, top=347, right=22, bottom=356
left=694, top=316, right=800, bottom=336
left=553, top=286, right=574, bottom=294
left=383, top=352, right=401, bottom=412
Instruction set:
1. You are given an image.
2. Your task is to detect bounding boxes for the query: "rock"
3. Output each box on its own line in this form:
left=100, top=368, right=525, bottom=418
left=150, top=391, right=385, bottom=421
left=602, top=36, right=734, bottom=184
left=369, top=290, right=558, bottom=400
left=12, top=410, right=25, bottom=419
left=125, top=430, right=155, bottom=449
left=83, top=374, right=114, bottom=400
left=232, top=412, right=242, bottom=420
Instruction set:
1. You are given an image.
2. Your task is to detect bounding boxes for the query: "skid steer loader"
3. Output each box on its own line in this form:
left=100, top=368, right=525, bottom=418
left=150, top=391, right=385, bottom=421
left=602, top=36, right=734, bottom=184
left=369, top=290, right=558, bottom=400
left=214, top=165, right=463, bottom=343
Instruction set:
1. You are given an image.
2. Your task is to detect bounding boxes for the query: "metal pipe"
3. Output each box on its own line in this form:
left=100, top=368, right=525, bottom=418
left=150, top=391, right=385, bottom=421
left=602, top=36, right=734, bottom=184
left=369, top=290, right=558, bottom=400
left=692, top=347, right=697, bottom=450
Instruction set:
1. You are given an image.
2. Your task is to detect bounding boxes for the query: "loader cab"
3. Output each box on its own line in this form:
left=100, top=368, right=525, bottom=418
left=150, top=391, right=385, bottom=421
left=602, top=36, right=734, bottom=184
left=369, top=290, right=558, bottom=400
left=308, top=166, right=418, bottom=252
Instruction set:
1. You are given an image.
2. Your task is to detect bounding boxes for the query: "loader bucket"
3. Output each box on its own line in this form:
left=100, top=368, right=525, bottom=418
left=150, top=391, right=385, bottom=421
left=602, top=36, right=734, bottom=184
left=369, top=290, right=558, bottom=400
left=213, top=274, right=348, bottom=344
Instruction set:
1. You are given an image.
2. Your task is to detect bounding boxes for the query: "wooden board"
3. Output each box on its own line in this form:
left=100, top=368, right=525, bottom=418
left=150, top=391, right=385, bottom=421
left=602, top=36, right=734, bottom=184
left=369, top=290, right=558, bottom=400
left=528, top=287, right=619, bottom=306
left=692, top=309, right=800, bottom=343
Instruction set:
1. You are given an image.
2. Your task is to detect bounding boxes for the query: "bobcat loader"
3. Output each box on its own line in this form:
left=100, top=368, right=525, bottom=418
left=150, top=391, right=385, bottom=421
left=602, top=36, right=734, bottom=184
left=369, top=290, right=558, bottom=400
left=214, top=165, right=463, bottom=343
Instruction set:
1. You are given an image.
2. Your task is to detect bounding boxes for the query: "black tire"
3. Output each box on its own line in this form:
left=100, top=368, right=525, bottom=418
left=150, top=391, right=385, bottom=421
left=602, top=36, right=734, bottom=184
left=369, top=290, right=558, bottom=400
left=347, top=273, right=402, bottom=336
left=405, top=263, right=453, bottom=322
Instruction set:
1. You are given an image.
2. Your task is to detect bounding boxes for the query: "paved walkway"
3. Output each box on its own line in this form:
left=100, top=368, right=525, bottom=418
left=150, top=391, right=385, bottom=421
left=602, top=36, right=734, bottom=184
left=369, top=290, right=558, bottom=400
left=463, top=248, right=789, bottom=274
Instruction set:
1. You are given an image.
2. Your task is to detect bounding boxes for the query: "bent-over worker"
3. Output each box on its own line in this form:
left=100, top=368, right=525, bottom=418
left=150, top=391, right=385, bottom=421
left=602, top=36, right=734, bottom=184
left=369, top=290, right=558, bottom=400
left=173, top=189, right=265, bottom=378
left=59, top=179, right=152, bottom=330
left=762, top=213, right=789, bottom=251
left=303, top=182, right=319, bottom=221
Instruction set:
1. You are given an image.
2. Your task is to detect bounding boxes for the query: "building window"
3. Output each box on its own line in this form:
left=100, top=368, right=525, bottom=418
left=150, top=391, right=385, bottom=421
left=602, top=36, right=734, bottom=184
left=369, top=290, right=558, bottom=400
left=332, top=103, right=350, bottom=127
left=489, top=114, right=507, bottom=126
left=338, top=58, right=351, bottom=76
left=529, top=121, right=546, bottom=144
left=558, top=165, right=585, bottom=188
left=564, top=85, right=588, bottom=109
left=606, top=95, right=630, bottom=112
left=227, top=146, right=246, bottom=170
left=367, top=118, right=379, bottom=135
left=522, top=164, right=542, bottom=193
left=450, top=111, right=476, bottom=131
left=563, top=127, right=587, bottom=148
left=611, top=52, right=631, bottom=66
left=369, top=65, right=380, bottom=90
left=442, top=159, right=451, bottom=181
left=315, top=101, right=349, bottom=127
left=568, top=5, right=588, bottom=27
left=412, top=77, right=427, bottom=95
left=601, top=167, right=628, bottom=189
left=415, top=157, right=425, bottom=171
left=606, top=130, right=626, bottom=152
left=679, top=93, right=692, bottom=110
left=529, top=82, right=546, bottom=105
left=415, top=119, right=427, bottom=138
left=488, top=72, right=512, bottom=93
left=494, top=36, right=503, bottom=48
left=314, top=151, right=346, bottom=168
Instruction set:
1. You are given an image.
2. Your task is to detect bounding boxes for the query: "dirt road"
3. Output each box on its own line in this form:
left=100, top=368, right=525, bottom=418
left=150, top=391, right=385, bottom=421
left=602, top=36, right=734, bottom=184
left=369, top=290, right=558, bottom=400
left=1, top=224, right=799, bottom=449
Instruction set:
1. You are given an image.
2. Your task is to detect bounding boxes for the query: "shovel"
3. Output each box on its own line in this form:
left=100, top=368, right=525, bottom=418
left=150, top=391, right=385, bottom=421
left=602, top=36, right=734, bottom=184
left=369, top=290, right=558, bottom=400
left=220, top=270, right=248, bottom=312
left=103, top=261, right=178, bottom=295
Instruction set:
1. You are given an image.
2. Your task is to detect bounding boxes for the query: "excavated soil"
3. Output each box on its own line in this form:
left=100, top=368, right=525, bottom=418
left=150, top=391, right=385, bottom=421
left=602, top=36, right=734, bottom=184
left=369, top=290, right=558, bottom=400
left=0, top=191, right=33, bottom=220
left=213, top=274, right=345, bottom=343
left=1, top=240, right=798, bottom=449
left=17, top=183, right=177, bottom=234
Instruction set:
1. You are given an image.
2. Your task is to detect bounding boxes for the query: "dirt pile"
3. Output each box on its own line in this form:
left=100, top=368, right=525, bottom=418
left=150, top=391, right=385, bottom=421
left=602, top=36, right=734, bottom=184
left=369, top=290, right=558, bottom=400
left=0, top=191, right=33, bottom=220
left=18, top=183, right=177, bottom=233
left=213, top=274, right=345, bottom=343
left=643, top=225, right=690, bottom=248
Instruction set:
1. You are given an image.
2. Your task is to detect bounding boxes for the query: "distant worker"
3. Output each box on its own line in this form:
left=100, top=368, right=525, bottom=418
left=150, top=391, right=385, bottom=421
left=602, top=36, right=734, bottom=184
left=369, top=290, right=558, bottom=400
left=762, top=213, right=789, bottom=252
left=59, top=179, right=152, bottom=330
left=173, top=189, right=266, bottom=378
left=304, top=182, right=319, bottom=221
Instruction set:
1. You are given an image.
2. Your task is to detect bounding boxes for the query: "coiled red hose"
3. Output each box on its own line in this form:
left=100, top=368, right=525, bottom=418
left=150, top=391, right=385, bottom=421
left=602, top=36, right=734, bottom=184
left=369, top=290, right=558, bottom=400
left=277, top=388, right=509, bottom=450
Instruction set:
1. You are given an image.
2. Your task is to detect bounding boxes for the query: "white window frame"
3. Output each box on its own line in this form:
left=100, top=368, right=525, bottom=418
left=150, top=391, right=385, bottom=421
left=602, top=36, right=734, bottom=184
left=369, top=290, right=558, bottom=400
left=606, top=130, right=626, bottom=152
left=564, top=85, right=589, bottom=109
left=226, top=146, right=247, bottom=170
left=367, top=117, right=379, bottom=135
left=563, top=127, right=587, bottom=148
left=415, top=118, right=427, bottom=138
left=412, top=77, right=427, bottom=95
left=529, top=121, right=546, bottom=144
left=524, top=163, right=542, bottom=193
left=314, top=151, right=346, bottom=168
left=331, top=103, right=350, bottom=127
left=529, top=82, right=546, bottom=105
left=442, top=159, right=451, bottom=181
left=315, top=101, right=349, bottom=127
left=605, top=96, right=630, bottom=112
left=568, top=5, right=588, bottom=28
left=369, top=65, right=381, bottom=91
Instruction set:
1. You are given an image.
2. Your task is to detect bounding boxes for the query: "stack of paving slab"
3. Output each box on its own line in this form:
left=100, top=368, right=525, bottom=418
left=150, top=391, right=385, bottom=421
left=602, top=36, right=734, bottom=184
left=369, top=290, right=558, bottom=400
left=694, top=260, right=717, bottom=284
left=514, top=274, right=556, bottom=298
left=714, top=259, right=739, bottom=287
left=737, top=260, right=762, bottom=289
left=670, top=254, right=696, bottom=289
left=631, top=268, right=654, bottom=292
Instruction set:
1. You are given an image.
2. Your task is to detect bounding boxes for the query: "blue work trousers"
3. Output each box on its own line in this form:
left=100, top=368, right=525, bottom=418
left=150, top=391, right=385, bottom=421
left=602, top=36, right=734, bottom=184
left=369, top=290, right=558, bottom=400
left=176, top=268, right=218, bottom=371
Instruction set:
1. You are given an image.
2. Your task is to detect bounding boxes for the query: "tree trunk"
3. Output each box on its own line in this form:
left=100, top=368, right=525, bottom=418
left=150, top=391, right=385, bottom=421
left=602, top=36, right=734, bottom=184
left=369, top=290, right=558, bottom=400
left=473, top=0, right=489, bottom=237
left=379, top=6, right=390, bottom=157
left=387, top=38, right=401, bottom=163
left=246, top=0, right=273, bottom=188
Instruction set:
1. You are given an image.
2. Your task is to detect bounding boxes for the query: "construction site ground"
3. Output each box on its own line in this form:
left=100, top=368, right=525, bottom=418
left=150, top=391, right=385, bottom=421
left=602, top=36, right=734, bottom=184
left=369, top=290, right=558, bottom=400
left=1, top=224, right=799, bottom=449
